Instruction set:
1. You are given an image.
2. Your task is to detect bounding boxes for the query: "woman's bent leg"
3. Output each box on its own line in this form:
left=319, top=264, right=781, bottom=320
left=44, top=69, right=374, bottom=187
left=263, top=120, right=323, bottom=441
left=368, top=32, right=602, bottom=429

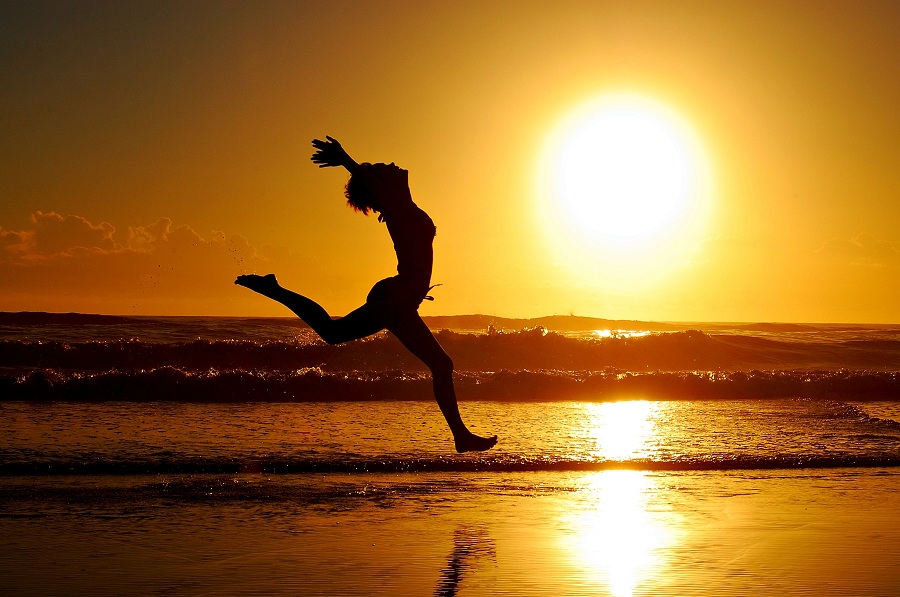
left=387, top=311, right=497, bottom=453
left=235, top=274, right=383, bottom=344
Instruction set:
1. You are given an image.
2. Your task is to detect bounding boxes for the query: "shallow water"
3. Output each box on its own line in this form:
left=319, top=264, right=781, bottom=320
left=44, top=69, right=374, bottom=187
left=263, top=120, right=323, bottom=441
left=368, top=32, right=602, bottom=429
left=3, top=399, right=900, bottom=594
left=3, top=399, right=900, bottom=474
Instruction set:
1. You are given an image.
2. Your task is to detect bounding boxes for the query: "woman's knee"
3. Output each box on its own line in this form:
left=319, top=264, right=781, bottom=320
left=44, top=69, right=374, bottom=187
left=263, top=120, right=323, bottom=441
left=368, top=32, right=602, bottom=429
left=429, top=351, right=454, bottom=377
left=318, top=309, right=383, bottom=345
left=310, top=321, right=342, bottom=345
left=320, top=331, right=343, bottom=345
left=319, top=325, right=362, bottom=345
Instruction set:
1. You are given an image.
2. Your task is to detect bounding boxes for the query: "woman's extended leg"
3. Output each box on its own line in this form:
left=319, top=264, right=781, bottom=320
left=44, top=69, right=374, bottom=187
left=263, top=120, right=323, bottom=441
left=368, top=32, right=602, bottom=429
left=235, top=274, right=383, bottom=344
left=387, top=311, right=497, bottom=453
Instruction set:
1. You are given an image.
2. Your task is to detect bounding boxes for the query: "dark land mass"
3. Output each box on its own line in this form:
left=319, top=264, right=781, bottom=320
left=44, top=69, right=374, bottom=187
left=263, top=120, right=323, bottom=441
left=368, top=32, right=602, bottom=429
left=0, top=312, right=133, bottom=325
left=422, top=314, right=688, bottom=332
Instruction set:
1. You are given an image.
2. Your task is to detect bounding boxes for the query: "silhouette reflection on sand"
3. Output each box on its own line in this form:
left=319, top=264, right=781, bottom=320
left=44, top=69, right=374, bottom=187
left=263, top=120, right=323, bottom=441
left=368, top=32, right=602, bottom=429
left=434, top=525, right=497, bottom=597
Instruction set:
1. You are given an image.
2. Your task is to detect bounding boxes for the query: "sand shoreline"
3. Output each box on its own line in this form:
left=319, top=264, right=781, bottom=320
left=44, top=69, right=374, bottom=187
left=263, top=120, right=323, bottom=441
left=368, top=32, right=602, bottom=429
left=2, top=468, right=899, bottom=596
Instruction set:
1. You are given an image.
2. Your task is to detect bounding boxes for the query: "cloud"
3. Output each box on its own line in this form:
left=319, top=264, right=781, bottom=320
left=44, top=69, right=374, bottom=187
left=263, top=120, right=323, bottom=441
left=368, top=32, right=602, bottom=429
left=30, top=211, right=117, bottom=256
left=0, top=211, right=291, bottom=313
left=0, top=228, right=29, bottom=257
left=0, top=212, right=118, bottom=263
left=0, top=211, right=269, bottom=265
left=818, top=233, right=899, bottom=267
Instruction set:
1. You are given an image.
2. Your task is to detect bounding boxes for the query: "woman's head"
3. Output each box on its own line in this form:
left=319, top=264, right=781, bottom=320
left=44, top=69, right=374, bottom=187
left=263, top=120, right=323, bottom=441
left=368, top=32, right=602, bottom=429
left=345, top=163, right=409, bottom=215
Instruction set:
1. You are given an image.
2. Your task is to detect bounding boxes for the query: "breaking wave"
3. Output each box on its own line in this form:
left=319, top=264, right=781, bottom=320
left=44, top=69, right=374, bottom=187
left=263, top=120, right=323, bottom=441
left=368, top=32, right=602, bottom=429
left=3, top=453, right=900, bottom=476
left=3, top=367, right=899, bottom=402
left=3, top=326, right=900, bottom=374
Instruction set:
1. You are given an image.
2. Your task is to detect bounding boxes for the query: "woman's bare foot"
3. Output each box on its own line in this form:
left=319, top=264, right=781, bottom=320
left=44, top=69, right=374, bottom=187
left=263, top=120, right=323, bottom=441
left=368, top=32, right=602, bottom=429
left=234, top=273, right=281, bottom=296
left=454, top=433, right=498, bottom=453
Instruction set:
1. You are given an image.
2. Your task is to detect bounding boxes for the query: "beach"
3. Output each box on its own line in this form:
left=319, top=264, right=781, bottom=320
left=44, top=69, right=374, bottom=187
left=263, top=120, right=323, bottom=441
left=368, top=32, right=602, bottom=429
left=2, top=315, right=900, bottom=595
left=3, top=468, right=900, bottom=596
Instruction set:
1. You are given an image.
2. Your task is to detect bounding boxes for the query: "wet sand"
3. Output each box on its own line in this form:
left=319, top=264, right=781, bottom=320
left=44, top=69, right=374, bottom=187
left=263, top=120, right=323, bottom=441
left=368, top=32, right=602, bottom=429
left=2, top=468, right=899, bottom=596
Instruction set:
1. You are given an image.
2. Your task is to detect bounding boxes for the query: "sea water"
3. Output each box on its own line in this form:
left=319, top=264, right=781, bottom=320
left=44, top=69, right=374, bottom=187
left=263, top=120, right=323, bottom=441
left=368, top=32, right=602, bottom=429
left=2, top=314, right=900, bottom=595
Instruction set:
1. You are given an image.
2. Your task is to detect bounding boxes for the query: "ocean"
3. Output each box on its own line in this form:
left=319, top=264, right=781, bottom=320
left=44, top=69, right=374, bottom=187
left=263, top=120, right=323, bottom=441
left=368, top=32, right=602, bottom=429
left=2, top=313, right=900, bottom=595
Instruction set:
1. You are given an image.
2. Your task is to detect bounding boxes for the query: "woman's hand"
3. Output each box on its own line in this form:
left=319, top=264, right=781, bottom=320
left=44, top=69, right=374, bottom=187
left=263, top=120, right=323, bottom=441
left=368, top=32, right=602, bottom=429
left=311, top=136, right=358, bottom=171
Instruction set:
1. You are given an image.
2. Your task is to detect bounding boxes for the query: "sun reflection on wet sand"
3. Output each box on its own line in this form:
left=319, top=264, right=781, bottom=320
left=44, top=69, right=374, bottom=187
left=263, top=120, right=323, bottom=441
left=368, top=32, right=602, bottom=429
left=563, top=400, right=677, bottom=596
left=569, top=471, right=674, bottom=597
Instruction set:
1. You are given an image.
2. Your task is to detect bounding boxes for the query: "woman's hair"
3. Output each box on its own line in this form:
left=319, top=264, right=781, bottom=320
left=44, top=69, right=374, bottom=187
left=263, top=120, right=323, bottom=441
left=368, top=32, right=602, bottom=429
left=344, top=167, right=374, bottom=214
left=345, top=163, right=408, bottom=215
left=344, top=162, right=377, bottom=214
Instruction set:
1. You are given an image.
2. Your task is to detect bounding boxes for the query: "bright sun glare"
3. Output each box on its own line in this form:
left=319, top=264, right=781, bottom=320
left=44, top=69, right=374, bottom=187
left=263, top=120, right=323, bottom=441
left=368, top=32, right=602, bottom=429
left=540, top=94, right=709, bottom=259
left=565, top=402, right=675, bottom=597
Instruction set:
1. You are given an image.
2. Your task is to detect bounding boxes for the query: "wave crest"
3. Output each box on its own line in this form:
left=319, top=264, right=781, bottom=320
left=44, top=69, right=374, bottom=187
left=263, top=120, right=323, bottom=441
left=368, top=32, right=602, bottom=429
left=3, top=367, right=898, bottom=402
left=3, top=327, right=900, bottom=373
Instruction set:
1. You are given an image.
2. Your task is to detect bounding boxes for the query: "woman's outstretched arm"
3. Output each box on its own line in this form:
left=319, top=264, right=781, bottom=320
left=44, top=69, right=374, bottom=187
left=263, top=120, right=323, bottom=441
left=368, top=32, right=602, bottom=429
left=311, top=136, right=360, bottom=174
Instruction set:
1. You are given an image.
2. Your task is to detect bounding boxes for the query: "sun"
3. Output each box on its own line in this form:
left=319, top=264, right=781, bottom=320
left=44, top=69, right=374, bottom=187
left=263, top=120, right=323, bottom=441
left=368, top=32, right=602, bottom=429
left=558, top=107, right=690, bottom=244
left=539, top=94, right=709, bottom=257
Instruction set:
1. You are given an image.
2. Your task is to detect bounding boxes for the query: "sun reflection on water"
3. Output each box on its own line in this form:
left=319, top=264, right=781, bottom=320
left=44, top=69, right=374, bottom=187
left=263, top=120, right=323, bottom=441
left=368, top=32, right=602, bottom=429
left=585, top=400, right=657, bottom=461
left=569, top=471, right=672, bottom=597
left=592, top=329, right=653, bottom=339
left=563, top=401, right=675, bottom=596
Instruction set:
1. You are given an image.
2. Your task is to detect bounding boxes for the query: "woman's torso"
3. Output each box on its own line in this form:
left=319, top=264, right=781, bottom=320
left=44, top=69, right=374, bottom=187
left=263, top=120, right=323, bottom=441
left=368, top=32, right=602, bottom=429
left=382, top=203, right=435, bottom=299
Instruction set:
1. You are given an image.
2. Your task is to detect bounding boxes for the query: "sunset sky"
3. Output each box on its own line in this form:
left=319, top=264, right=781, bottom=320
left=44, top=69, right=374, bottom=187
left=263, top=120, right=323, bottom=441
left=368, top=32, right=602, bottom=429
left=1, top=1, right=898, bottom=322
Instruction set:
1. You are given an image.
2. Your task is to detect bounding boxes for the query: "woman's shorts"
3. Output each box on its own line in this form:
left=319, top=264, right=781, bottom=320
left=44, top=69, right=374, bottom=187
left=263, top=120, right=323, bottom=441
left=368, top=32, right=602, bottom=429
left=365, top=276, right=425, bottom=325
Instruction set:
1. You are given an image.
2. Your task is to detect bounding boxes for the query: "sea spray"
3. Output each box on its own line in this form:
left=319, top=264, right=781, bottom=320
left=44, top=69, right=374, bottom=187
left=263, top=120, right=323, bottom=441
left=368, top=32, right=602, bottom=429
left=3, top=367, right=899, bottom=402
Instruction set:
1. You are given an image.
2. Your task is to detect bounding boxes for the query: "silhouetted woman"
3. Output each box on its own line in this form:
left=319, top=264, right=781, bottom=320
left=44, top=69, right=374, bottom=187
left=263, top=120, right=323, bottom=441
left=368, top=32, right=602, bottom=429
left=236, top=136, right=497, bottom=452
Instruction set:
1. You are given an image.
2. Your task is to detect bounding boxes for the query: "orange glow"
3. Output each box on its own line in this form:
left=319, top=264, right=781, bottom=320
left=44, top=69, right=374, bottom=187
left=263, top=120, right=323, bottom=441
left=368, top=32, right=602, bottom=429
left=1, top=3, right=898, bottom=321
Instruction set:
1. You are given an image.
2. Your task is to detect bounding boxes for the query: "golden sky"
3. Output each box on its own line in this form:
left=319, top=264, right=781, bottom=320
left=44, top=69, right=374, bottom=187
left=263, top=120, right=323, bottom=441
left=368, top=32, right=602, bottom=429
left=1, top=1, right=898, bottom=322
